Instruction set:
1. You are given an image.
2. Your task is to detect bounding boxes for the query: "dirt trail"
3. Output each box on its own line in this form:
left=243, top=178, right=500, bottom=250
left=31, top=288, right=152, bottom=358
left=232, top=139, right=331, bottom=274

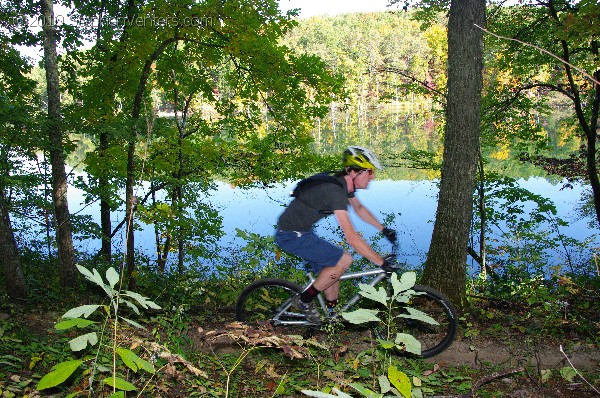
left=193, top=322, right=600, bottom=372
left=428, top=336, right=600, bottom=371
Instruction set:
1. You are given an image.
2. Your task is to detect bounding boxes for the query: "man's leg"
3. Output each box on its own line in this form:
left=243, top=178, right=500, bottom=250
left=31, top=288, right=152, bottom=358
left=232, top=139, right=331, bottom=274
left=312, top=251, right=352, bottom=301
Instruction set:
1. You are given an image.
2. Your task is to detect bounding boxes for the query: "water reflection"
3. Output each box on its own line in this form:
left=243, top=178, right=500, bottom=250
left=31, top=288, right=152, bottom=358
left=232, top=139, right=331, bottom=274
left=68, top=176, right=594, bottom=270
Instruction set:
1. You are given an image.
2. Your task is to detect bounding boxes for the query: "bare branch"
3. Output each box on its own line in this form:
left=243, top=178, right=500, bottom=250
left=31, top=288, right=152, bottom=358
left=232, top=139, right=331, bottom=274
left=376, top=65, right=447, bottom=100
left=475, top=24, right=600, bottom=86
left=559, top=345, right=600, bottom=395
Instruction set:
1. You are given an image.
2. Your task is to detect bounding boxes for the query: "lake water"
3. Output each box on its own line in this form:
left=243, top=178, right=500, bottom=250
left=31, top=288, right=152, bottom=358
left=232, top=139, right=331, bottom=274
left=70, top=176, right=596, bottom=270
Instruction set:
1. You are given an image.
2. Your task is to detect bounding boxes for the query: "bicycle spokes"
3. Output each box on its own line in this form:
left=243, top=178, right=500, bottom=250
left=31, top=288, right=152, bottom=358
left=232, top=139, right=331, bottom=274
left=386, top=288, right=456, bottom=358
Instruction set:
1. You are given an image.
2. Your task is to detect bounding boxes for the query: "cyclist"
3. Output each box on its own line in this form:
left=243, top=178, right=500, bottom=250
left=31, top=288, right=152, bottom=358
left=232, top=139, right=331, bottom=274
left=275, top=146, right=397, bottom=324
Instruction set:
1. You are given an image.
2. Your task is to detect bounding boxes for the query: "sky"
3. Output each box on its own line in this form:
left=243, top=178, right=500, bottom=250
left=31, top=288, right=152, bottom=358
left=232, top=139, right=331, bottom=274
left=278, top=0, right=395, bottom=17
left=18, top=1, right=394, bottom=60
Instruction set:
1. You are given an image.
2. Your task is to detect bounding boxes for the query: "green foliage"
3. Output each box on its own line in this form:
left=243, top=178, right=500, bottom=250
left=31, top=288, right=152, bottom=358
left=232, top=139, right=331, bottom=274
left=1, top=252, right=598, bottom=397
left=36, top=265, right=160, bottom=395
left=468, top=271, right=600, bottom=341
left=471, top=174, right=596, bottom=278
left=388, top=365, right=412, bottom=398
left=300, top=272, right=439, bottom=397
left=282, top=12, right=446, bottom=176
left=343, top=272, right=438, bottom=356
left=36, top=359, right=84, bottom=390
left=231, top=228, right=308, bottom=283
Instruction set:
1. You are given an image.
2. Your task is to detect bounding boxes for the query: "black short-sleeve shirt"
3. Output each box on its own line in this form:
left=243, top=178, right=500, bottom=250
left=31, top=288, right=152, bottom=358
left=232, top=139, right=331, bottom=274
left=277, top=175, right=353, bottom=231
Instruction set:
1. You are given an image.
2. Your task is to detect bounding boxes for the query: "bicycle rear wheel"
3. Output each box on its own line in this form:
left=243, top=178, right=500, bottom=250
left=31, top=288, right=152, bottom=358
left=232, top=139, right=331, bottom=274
left=379, top=284, right=458, bottom=358
left=235, top=278, right=307, bottom=331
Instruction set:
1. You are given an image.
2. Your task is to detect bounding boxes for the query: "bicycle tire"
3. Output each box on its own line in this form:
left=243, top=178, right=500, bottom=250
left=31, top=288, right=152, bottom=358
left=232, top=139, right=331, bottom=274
left=235, top=278, right=306, bottom=331
left=377, top=283, right=458, bottom=358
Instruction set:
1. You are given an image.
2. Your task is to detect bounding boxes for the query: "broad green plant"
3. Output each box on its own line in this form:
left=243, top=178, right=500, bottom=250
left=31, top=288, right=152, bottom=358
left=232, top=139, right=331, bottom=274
left=303, top=272, right=437, bottom=398
left=36, top=265, right=161, bottom=397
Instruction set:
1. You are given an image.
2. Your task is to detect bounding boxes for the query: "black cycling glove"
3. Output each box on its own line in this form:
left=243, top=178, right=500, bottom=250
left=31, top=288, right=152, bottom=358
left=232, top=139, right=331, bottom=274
left=381, top=227, right=397, bottom=244
left=380, top=254, right=396, bottom=273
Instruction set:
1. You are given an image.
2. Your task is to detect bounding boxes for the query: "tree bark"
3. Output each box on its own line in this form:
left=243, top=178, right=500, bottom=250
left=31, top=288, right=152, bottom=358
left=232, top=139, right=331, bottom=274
left=99, top=131, right=112, bottom=263
left=125, top=140, right=136, bottom=289
left=422, top=0, right=485, bottom=308
left=41, top=0, right=78, bottom=288
left=0, top=187, right=27, bottom=299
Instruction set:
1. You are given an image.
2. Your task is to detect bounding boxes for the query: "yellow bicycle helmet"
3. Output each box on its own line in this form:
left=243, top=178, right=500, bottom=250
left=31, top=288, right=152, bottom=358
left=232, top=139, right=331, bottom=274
left=342, top=146, right=383, bottom=170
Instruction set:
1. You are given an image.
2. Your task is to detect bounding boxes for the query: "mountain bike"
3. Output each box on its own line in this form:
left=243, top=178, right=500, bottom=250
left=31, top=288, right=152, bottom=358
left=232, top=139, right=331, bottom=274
left=235, top=246, right=458, bottom=358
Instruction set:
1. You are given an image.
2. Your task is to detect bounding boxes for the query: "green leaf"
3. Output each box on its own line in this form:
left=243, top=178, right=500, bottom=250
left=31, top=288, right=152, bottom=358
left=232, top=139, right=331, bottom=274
left=397, top=307, right=439, bottom=325
left=358, top=284, right=388, bottom=306
left=103, top=376, right=137, bottom=391
left=120, top=299, right=140, bottom=315
left=69, top=332, right=98, bottom=352
left=349, top=382, right=383, bottom=398
left=55, top=318, right=96, bottom=330
left=76, top=264, right=102, bottom=286
left=120, top=316, right=145, bottom=329
left=388, top=365, right=411, bottom=398
left=341, top=308, right=381, bottom=324
left=378, top=375, right=391, bottom=394
left=395, top=333, right=421, bottom=355
left=96, top=363, right=111, bottom=373
left=0, top=354, right=22, bottom=368
left=412, top=387, right=424, bottom=398
left=300, top=388, right=352, bottom=397
left=122, top=291, right=161, bottom=310
left=37, top=359, right=83, bottom=390
left=559, top=366, right=577, bottom=382
left=377, top=339, right=396, bottom=349
left=116, top=348, right=155, bottom=374
left=77, top=265, right=114, bottom=297
left=107, top=392, right=125, bottom=398
left=540, top=369, right=552, bottom=383
left=391, top=272, right=416, bottom=296
left=106, top=267, right=121, bottom=289
left=62, top=304, right=101, bottom=319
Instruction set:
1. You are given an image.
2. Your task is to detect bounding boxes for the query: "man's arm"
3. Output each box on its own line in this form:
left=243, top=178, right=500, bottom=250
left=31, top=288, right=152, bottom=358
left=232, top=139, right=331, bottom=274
left=334, top=209, right=384, bottom=266
left=349, top=197, right=384, bottom=231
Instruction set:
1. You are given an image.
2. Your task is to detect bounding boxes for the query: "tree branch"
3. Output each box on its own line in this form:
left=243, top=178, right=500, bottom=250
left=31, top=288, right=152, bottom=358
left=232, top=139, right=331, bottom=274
left=559, top=345, right=600, bottom=395
left=376, top=65, right=447, bottom=100
left=475, top=24, right=600, bottom=86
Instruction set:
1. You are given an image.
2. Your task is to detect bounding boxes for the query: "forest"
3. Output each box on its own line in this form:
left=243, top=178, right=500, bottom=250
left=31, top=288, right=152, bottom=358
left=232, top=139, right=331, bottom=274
left=0, top=0, right=599, bottom=397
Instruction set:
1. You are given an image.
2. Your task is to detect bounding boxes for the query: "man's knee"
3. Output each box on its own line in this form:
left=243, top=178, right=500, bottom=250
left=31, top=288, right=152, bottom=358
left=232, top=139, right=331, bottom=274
left=336, top=252, right=352, bottom=272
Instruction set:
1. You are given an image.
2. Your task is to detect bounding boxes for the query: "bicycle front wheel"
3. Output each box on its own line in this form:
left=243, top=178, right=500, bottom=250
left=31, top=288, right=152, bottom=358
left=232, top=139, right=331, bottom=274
left=381, top=284, right=458, bottom=358
left=235, top=278, right=306, bottom=331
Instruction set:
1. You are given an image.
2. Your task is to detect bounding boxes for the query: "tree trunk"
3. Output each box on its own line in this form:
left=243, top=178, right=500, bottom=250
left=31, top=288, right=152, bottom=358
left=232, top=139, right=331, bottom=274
left=125, top=37, right=179, bottom=288
left=0, top=187, right=27, bottom=299
left=41, top=0, right=78, bottom=288
left=125, top=140, right=136, bottom=290
left=99, top=131, right=112, bottom=263
left=585, top=120, right=600, bottom=228
left=422, top=0, right=485, bottom=308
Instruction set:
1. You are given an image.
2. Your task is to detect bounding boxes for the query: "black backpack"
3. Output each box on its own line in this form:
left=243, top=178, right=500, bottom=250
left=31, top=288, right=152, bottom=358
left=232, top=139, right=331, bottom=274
left=291, top=172, right=343, bottom=214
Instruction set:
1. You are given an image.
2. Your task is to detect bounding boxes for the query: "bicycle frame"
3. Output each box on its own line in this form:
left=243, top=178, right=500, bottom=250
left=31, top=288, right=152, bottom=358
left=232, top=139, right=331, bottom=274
left=271, top=267, right=390, bottom=326
left=271, top=242, right=401, bottom=326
